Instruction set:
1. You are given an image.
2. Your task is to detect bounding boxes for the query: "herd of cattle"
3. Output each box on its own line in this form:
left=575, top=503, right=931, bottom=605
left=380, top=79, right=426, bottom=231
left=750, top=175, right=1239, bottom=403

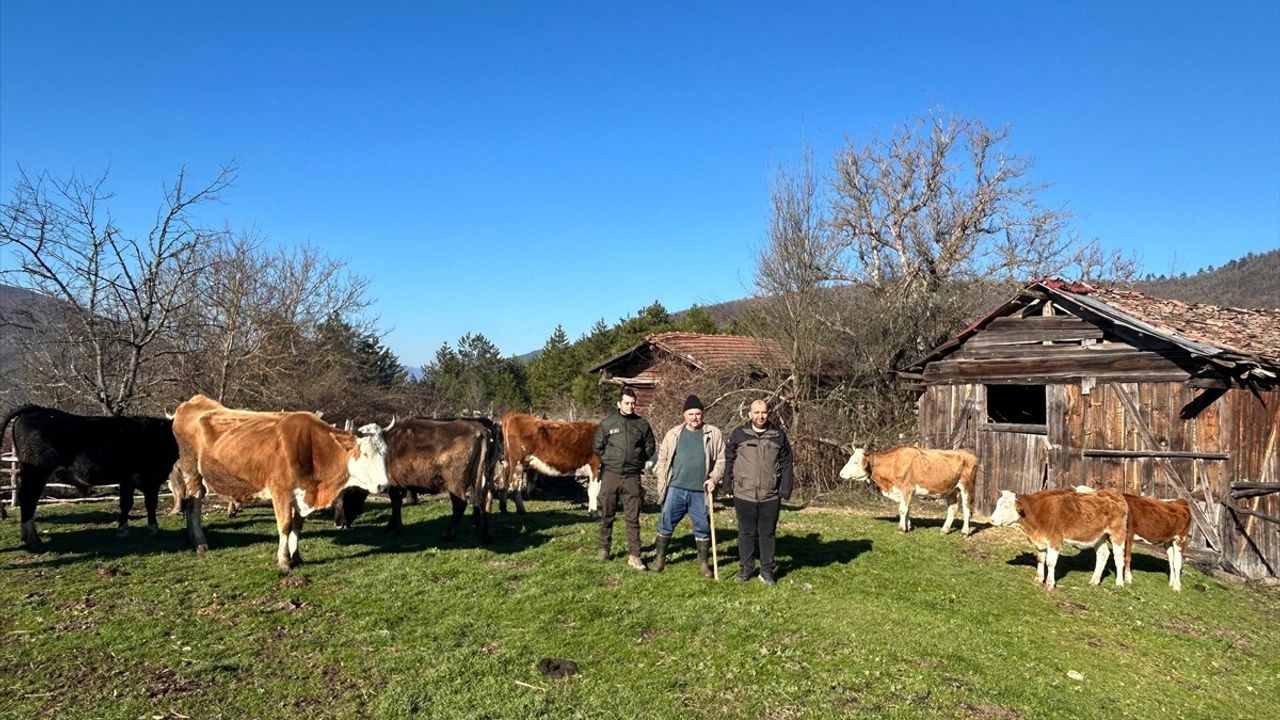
left=1, top=398, right=1192, bottom=590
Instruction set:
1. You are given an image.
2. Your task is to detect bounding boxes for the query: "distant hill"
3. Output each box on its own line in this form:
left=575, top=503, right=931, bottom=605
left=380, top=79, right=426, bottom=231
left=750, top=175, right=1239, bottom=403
left=1133, top=248, right=1280, bottom=309
left=0, top=284, right=66, bottom=400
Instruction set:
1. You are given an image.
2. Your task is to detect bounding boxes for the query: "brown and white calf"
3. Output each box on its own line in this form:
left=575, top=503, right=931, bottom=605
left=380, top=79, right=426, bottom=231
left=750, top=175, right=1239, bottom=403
left=1122, top=494, right=1192, bottom=591
left=989, top=487, right=1128, bottom=589
left=839, top=446, right=978, bottom=535
left=501, top=413, right=601, bottom=516
left=172, top=394, right=390, bottom=570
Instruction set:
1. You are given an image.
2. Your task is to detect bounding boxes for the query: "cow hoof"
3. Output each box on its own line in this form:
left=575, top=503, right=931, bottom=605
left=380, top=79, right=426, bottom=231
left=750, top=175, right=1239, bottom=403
left=116, top=528, right=130, bottom=539
left=516, top=508, right=527, bottom=516
left=588, top=511, right=599, bottom=520
left=195, top=544, right=208, bottom=554
left=147, top=524, right=160, bottom=536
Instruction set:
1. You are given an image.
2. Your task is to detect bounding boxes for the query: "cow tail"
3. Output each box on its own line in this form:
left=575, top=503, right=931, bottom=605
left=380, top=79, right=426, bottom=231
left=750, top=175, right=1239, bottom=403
left=960, top=452, right=978, bottom=510
left=0, top=404, right=37, bottom=450
left=473, top=431, right=490, bottom=512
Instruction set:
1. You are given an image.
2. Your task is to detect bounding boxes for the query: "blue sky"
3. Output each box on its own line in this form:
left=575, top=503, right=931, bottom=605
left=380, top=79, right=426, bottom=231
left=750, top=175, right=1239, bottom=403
left=2, top=2, right=1277, bottom=366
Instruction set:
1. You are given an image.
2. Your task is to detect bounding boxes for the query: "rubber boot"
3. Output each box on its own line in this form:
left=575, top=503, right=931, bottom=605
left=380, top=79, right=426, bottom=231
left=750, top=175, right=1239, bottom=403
left=651, top=534, right=671, bottom=573
left=696, top=538, right=714, bottom=578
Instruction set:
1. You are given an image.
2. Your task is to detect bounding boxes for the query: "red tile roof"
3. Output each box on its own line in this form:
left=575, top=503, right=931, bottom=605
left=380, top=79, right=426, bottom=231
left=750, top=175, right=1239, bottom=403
left=647, top=332, right=786, bottom=370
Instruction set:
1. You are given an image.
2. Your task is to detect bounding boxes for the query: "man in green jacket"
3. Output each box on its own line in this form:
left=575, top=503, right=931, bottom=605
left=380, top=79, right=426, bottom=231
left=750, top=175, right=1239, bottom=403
left=592, top=386, right=656, bottom=570
left=721, top=399, right=794, bottom=586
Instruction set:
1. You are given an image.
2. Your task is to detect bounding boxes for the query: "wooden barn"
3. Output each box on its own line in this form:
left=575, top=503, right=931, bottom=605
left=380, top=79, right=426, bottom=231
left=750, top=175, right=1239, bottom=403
left=902, top=280, right=1280, bottom=579
left=588, top=332, right=785, bottom=411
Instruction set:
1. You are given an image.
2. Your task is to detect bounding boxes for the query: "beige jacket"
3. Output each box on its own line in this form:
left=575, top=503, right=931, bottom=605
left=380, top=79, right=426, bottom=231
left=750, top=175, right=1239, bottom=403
left=654, top=423, right=726, bottom=505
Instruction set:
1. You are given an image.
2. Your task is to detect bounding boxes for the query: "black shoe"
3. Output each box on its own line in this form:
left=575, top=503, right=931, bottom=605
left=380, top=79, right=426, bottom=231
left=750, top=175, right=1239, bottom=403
left=735, top=567, right=755, bottom=583
left=759, top=570, right=776, bottom=586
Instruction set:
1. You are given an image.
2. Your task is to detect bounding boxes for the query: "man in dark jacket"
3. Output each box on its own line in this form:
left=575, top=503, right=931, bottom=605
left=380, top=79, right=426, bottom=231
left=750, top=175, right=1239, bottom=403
left=592, top=386, right=656, bottom=570
left=721, top=399, right=793, bottom=586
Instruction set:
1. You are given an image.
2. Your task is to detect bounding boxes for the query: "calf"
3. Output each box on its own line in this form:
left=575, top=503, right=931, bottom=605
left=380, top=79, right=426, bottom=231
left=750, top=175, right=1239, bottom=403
left=501, top=413, right=601, bottom=516
left=839, top=446, right=977, bottom=535
left=1122, top=494, right=1192, bottom=591
left=989, top=487, right=1128, bottom=589
left=1, top=404, right=178, bottom=548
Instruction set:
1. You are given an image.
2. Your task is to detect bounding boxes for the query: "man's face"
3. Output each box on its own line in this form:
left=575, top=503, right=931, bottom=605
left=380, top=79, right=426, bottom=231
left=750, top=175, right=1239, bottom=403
left=683, top=408, right=703, bottom=429
left=618, top=395, right=637, bottom=415
left=750, top=402, right=769, bottom=429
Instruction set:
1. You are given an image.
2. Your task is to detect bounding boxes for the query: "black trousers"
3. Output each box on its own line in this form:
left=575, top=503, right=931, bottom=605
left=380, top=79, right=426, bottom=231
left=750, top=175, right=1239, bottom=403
left=599, top=471, right=643, bottom=556
left=734, top=498, right=781, bottom=573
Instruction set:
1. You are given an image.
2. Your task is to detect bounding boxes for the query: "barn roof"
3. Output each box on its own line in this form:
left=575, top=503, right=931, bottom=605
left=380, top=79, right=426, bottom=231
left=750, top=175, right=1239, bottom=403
left=588, top=332, right=786, bottom=375
left=908, top=280, right=1280, bottom=380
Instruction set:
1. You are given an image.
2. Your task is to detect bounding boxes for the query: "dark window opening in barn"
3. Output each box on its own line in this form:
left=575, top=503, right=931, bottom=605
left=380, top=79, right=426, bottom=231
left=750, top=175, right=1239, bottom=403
left=986, top=384, right=1047, bottom=426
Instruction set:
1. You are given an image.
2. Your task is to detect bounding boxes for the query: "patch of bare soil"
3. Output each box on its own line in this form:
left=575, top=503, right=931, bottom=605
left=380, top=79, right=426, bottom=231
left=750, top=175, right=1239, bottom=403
left=95, top=564, right=129, bottom=577
left=279, top=575, right=311, bottom=588
left=145, top=668, right=206, bottom=699
left=962, top=701, right=1024, bottom=719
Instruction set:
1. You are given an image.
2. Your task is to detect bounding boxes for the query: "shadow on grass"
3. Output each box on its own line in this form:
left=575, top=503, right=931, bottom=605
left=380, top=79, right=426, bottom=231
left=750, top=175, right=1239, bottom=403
left=869, top=514, right=994, bottom=537
left=1005, top=547, right=1171, bottom=584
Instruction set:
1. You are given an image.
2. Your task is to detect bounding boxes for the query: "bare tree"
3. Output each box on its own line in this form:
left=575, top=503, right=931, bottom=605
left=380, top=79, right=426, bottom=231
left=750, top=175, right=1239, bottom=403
left=1, top=165, right=235, bottom=414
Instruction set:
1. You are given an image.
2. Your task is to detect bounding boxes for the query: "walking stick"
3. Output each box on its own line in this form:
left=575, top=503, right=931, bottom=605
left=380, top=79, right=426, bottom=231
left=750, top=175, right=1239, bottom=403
left=706, top=488, right=719, bottom=580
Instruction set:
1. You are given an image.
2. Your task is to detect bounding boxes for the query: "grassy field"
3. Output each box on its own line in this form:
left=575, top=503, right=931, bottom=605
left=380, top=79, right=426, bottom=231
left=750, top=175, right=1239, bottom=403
left=1, top=493, right=1277, bottom=720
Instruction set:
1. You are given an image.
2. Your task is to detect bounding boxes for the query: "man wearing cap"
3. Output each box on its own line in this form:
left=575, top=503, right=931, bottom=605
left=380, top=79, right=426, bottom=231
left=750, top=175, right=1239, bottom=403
left=593, top=385, right=656, bottom=570
left=651, top=394, right=726, bottom=576
left=721, top=399, right=794, bottom=586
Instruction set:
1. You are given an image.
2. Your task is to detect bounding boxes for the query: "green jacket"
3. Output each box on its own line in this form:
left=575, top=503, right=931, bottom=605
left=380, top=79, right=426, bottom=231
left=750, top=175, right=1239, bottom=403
left=593, top=411, right=656, bottom=477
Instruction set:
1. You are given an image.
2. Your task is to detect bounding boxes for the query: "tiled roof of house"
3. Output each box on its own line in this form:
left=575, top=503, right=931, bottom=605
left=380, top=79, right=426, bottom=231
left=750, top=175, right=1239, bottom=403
left=909, top=280, right=1280, bottom=377
left=589, top=332, right=786, bottom=374
left=1064, top=283, right=1280, bottom=364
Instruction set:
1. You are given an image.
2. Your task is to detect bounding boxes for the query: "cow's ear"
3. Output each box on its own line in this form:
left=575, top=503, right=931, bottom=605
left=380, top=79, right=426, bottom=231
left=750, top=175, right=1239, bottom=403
left=1014, top=498, right=1024, bottom=517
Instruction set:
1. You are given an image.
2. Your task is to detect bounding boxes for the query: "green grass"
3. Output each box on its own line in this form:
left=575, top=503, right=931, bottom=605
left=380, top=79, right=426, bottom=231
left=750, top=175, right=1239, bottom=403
left=1, top=495, right=1277, bottom=720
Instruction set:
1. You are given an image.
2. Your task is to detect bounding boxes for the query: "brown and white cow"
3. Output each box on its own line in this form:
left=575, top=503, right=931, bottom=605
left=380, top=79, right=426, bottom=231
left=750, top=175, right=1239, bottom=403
left=1122, top=494, right=1192, bottom=591
left=172, top=394, right=390, bottom=570
left=501, top=413, right=601, bottom=516
left=989, top=487, right=1128, bottom=589
left=839, top=446, right=978, bottom=536
left=374, top=417, right=494, bottom=542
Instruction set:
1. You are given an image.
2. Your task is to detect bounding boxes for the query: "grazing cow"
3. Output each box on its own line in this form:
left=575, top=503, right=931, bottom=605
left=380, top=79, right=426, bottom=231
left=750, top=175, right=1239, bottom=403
left=334, top=418, right=495, bottom=542
left=839, top=446, right=978, bottom=536
left=172, top=394, right=390, bottom=570
left=501, top=413, right=601, bottom=516
left=0, top=405, right=179, bottom=548
left=989, top=487, right=1128, bottom=589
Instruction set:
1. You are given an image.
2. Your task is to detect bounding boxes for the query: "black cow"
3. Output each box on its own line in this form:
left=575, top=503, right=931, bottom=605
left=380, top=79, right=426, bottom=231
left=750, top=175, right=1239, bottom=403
left=0, top=405, right=179, bottom=548
left=333, top=417, right=499, bottom=542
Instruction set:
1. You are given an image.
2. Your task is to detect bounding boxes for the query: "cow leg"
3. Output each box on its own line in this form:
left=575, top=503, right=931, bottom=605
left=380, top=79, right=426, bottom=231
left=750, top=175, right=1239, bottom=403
left=1110, top=538, right=1125, bottom=588
left=941, top=495, right=957, bottom=535
left=472, top=495, right=491, bottom=544
left=512, top=488, right=527, bottom=515
left=167, top=470, right=185, bottom=515
left=1044, top=547, right=1059, bottom=589
left=445, top=493, right=466, bottom=541
left=185, top=494, right=209, bottom=553
left=1169, top=539, right=1183, bottom=592
left=897, top=496, right=911, bottom=533
left=1089, top=541, right=1111, bottom=586
left=1124, top=532, right=1135, bottom=586
left=116, top=478, right=136, bottom=538
left=587, top=472, right=601, bottom=519
left=271, top=493, right=298, bottom=571
left=17, top=467, right=45, bottom=549
left=288, top=504, right=304, bottom=567
left=958, top=487, right=972, bottom=536
left=387, top=487, right=406, bottom=534
left=1033, top=548, right=1047, bottom=585
left=142, top=482, right=161, bottom=536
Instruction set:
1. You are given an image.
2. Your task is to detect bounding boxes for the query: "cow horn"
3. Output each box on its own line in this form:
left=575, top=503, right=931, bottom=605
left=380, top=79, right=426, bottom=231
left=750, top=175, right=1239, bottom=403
left=386, top=415, right=397, bottom=430
left=344, top=419, right=354, bottom=433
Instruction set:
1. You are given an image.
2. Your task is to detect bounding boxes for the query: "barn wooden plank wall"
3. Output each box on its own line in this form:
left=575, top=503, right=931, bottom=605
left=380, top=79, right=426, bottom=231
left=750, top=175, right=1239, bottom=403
left=913, top=311, right=1280, bottom=579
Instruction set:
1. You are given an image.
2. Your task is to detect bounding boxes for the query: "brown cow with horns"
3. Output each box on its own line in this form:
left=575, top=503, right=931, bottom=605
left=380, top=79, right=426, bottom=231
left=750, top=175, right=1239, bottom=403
left=172, top=394, right=390, bottom=570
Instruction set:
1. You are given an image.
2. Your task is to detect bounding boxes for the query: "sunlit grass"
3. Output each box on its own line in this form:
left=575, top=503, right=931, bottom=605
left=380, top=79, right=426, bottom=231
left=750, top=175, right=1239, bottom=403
left=1, top=495, right=1276, bottom=719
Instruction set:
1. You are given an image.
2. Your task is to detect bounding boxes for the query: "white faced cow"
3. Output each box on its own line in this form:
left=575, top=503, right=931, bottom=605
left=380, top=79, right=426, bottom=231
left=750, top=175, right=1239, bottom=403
left=839, top=446, right=977, bottom=536
left=172, top=394, right=390, bottom=570
left=989, top=487, right=1128, bottom=589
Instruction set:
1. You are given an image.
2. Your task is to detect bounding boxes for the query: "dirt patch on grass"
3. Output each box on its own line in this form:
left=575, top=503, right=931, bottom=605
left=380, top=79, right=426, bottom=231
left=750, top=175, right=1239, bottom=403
left=280, top=575, right=311, bottom=588
left=95, top=563, right=129, bottom=577
left=962, top=701, right=1024, bottom=719
left=145, top=668, right=207, bottom=699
